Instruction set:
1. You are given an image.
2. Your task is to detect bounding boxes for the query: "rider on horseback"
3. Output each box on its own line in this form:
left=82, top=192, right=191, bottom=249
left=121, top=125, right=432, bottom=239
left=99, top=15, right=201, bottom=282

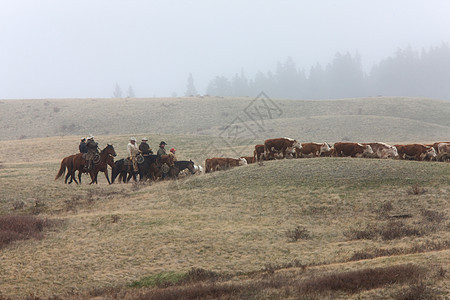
left=157, top=141, right=167, bottom=157
left=85, top=136, right=99, bottom=170
left=127, top=137, right=140, bottom=172
left=79, top=138, right=88, bottom=154
left=170, top=148, right=177, bottom=161
left=139, top=137, right=153, bottom=156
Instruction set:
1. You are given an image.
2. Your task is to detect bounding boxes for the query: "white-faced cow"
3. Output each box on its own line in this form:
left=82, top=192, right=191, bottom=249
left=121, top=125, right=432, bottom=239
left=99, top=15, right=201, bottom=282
left=363, top=142, right=399, bottom=159
left=205, top=157, right=247, bottom=173
left=394, top=144, right=437, bottom=161
left=296, top=142, right=331, bottom=158
left=333, top=142, right=373, bottom=158
left=436, top=142, right=450, bottom=162
left=253, top=144, right=266, bottom=161
left=264, top=138, right=302, bottom=160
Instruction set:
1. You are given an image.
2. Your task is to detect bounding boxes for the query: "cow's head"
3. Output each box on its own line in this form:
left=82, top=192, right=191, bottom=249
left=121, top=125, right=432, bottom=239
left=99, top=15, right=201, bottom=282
left=286, top=146, right=296, bottom=154
left=363, top=145, right=374, bottom=155
left=389, top=146, right=399, bottom=158
left=292, top=140, right=302, bottom=149
left=238, top=158, right=248, bottom=166
left=426, top=147, right=437, bottom=159
left=320, top=143, right=331, bottom=153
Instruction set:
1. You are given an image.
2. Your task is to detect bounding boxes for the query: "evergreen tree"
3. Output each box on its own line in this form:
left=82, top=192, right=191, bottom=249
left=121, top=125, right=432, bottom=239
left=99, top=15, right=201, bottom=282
left=185, top=73, right=198, bottom=96
left=113, top=83, right=122, bottom=98
left=127, top=85, right=135, bottom=98
left=231, top=69, right=249, bottom=96
left=206, top=76, right=232, bottom=96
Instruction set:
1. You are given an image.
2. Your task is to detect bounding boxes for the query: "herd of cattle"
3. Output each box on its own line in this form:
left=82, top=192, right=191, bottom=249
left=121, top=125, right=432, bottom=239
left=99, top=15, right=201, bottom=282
left=204, top=137, right=450, bottom=173
left=56, top=137, right=449, bottom=184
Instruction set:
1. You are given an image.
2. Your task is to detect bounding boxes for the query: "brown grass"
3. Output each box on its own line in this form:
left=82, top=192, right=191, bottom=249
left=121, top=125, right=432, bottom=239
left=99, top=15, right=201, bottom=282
left=0, top=136, right=448, bottom=299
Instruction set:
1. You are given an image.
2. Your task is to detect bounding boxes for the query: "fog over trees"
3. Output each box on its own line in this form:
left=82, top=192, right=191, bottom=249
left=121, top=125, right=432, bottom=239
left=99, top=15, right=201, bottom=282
left=206, top=43, right=450, bottom=100
left=2, top=1, right=450, bottom=100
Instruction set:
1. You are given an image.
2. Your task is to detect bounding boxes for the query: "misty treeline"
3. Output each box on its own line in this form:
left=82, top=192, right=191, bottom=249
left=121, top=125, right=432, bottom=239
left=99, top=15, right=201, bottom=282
left=204, top=43, right=450, bottom=100
left=113, top=83, right=135, bottom=98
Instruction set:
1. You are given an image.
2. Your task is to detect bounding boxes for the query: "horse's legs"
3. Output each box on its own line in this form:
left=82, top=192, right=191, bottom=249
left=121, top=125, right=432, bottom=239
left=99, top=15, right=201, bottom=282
left=104, top=171, right=111, bottom=184
left=89, top=171, right=95, bottom=185
left=64, top=171, right=71, bottom=184
left=66, top=172, right=72, bottom=184
left=126, top=172, right=133, bottom=182
left=118, top=172, right=124, bottom=183
left=70, top=170, right=77, bottom=184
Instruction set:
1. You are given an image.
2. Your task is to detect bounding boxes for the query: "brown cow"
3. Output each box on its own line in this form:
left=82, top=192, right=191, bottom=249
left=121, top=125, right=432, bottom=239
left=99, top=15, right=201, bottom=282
left=264, top=137, right=301, bottom=160
left=362, top=142, right=399, bottom=159
left=253, top=144, right=265, bottom=161
left=240, top=156, right=255, bottom=164
left=394, top=144, right=437, bottom=161
left=296, top=142, right=331, bottom=158
left=333, top=142, right=373, bottom=158
left=205, top=157, right=247, bottom=173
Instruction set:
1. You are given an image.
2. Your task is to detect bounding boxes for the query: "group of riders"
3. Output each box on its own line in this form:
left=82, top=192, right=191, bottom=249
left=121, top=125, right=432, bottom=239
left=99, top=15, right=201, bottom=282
left=78, top=136, right=176, bottom=173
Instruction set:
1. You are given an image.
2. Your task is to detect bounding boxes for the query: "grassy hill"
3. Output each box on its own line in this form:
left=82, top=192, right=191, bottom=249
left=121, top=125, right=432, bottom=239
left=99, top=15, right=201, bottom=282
left=0, top=135, right=448, bottom=298
left=1, top=96, right=449, bottom=143
left=0, top=96, right=449, bottom=298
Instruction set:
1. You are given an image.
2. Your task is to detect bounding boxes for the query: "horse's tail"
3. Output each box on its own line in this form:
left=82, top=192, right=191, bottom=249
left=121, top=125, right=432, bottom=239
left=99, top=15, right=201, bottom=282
left=55, top=158, right=67, bottom=180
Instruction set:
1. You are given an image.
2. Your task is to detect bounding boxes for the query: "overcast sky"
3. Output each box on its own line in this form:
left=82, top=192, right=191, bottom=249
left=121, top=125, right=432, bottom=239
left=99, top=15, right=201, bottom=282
left=1, top=0, right=450, bottom=99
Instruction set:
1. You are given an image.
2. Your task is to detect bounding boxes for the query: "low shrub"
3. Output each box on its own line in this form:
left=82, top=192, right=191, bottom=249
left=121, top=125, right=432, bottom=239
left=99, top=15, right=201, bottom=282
left=295, top=264, right=426, bottom=294
left=407, top=184, right=427, bottom=195
left=0, top=215, right=58, bottom=249
left=134, top=264, right=426, bottom=300
left=348, top=240, right=450, bottom=261
left=395, top=281, right=435, bottom=300
left=285, top=226, right=310, bottom=242
left=183, top=268, right=220, bottom=283
left=345, top=220, right=425, bottom=241
left=420, top=209, right=446, bottom=223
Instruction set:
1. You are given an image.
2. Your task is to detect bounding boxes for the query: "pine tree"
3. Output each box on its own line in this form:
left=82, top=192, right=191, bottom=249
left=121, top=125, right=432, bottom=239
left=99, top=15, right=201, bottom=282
left=127, top=85, right=136, bottom=98
left=185, top=73, right=198, bottom=96
left=113, top=83, right=122, bottom=98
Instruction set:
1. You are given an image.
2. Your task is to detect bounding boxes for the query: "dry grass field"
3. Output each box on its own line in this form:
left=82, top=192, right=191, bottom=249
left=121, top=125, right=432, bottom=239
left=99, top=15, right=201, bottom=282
left=0, top=97, right=449, bottom=299
left=1, top=96, right=450, bottom=142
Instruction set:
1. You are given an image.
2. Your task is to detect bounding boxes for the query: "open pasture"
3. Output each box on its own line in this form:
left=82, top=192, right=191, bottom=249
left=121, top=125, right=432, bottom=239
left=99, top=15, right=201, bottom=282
left=1, top=96, right=450, bottom=143
left=0, top=134, right=449, bottom=299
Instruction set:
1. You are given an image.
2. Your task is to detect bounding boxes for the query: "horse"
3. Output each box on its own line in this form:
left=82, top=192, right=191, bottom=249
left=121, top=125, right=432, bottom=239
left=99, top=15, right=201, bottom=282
left=111, top=158, right=138, bottom=183
left=170, top=160, right=196, bottom=178
left=55, top=154, right=78, bottom=184
left=70, top=144, right=117, bottom=184
left=138, top=155, right=161, bottom=181
left=89, top=151, right=116, bottom=184
left=112, top=155, right=162, bottom=183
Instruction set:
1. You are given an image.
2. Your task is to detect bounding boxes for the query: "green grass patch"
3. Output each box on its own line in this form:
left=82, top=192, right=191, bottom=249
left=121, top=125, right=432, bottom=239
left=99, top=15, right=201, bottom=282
left=129, top=271, right=186, bottom=288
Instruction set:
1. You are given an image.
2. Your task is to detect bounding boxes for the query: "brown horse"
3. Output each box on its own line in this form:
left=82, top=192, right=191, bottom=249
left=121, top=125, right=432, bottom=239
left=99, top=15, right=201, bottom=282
left=90, top=151, right=116, bottom=184
left=70, top=144, right=117, bottom=184
left=55, top=154, right=78, bottom=184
